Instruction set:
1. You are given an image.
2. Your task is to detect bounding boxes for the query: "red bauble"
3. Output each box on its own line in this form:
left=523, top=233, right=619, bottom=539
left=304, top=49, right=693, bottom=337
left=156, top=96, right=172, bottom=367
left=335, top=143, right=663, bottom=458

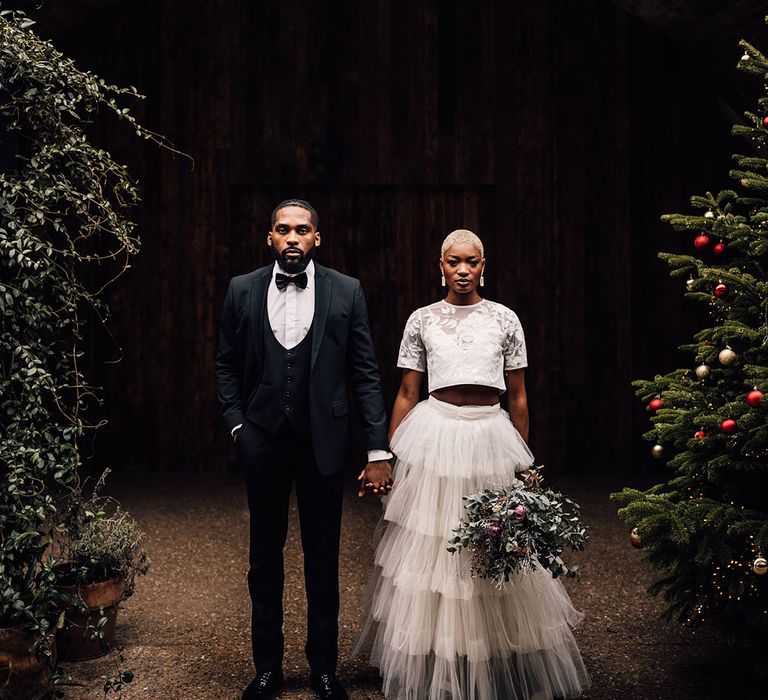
left=694, top=234, right=710, bottom=249
left=713, top=242, right=727, bottom=255
left=649, top=398, right=664, bottom=411
left=721, top=418, right=737, bottom=434
left=714, top=283, right=728, bottom=297
left=695, top=430, right=705, bottom=439
left=747, top=390, right=763, bottom=407
left=763, top=115, right=768, bottom=127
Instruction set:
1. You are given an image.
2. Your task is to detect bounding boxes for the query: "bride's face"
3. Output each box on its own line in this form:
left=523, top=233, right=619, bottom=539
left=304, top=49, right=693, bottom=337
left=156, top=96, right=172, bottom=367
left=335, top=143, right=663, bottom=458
left=440, top=242, right=485, bottom=296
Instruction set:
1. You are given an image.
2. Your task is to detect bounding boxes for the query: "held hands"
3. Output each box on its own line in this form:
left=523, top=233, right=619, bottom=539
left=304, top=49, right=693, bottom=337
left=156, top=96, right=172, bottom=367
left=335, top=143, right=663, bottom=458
left=358, top=460, right=393, bottom=497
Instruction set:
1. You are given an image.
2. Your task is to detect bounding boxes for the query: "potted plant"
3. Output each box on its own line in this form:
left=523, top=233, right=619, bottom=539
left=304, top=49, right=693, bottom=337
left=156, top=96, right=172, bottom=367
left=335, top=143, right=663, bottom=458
left=0, top=7, right=175, bottom=697
left=54, top=470, right=150, bottom=662
left=0, top=557, right=58, bottom=700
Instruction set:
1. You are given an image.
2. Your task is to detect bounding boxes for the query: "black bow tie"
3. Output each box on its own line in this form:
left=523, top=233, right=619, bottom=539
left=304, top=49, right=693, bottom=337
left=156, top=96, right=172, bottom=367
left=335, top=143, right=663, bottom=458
left=275, top=271, right=308, bottom=291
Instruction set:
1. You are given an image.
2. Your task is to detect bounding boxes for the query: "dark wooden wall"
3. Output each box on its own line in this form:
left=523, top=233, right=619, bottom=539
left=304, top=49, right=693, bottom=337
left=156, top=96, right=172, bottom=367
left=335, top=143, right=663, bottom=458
left=41, top=0, right=741, bottom=473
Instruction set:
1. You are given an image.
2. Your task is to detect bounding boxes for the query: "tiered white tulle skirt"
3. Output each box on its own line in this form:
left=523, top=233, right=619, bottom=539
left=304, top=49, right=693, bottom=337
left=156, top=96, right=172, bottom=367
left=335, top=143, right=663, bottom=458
left=352, top=397, right=590, bottom=700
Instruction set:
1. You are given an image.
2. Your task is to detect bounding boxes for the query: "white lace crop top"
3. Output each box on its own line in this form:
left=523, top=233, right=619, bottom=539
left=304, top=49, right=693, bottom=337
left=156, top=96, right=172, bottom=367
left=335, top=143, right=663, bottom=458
left=397, top=299, right=527, bottom=393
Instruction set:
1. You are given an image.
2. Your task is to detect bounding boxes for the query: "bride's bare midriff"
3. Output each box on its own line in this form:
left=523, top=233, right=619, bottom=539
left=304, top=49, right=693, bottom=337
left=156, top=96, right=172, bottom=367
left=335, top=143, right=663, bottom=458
left=430, top=384, right=500, bottom=406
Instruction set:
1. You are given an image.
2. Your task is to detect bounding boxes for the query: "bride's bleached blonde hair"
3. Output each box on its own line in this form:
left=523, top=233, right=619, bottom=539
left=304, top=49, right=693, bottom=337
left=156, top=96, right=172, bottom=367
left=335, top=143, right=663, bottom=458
left=440, top=229, right=484, bottom=258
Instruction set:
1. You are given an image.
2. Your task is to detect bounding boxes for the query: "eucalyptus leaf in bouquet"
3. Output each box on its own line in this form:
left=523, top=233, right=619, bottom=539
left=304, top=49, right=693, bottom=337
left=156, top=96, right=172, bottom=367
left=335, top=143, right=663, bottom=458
left=448, top=468, right=588, bottom=583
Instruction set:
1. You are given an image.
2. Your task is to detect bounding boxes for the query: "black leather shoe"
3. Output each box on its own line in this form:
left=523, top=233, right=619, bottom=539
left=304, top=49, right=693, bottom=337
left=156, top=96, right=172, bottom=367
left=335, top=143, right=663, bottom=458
left=310, top=673, right=349, bottom=700
left=241, top=670, right=283, bottom=700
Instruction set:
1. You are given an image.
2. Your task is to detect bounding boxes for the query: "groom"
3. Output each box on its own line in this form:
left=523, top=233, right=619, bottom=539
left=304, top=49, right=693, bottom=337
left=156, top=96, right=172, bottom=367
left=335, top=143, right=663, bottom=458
left=215, top=199, right=392, bottom=700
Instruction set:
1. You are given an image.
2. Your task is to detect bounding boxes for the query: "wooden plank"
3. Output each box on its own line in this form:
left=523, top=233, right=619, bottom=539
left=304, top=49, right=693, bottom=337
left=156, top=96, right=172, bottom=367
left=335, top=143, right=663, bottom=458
left=494, top=0, right=560, bottom=470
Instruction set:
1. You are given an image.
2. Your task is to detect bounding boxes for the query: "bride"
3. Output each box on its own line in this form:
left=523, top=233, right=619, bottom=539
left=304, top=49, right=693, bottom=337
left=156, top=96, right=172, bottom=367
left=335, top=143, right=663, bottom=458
left=354, top=229, right=590, bottom=699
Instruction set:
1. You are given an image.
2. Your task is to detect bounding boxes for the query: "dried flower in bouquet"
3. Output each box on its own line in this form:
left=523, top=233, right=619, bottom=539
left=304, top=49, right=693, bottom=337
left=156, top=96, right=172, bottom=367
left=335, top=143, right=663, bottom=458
left=447, top=468, right=588, bottom=582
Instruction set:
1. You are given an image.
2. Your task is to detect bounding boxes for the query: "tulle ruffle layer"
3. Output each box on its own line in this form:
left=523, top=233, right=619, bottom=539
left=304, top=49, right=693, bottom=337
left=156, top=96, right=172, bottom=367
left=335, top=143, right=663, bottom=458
left=353, top=397, right=590, bottom=699
left=389, top=397, right=535, bottom=480
left=384, top=398, right=534, bottom=540
left=371, top=641, right=589, bottom=700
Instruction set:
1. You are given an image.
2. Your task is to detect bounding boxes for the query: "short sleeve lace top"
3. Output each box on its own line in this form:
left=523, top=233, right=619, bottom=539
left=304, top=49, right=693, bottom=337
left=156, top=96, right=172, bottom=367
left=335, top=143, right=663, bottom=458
left=397, top=299, right=527, bottom=393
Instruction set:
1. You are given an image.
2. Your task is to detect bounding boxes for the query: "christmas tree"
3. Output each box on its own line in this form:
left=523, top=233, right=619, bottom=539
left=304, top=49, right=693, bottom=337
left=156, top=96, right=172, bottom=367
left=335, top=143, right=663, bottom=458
left=612, top=32, right=768, bottom=660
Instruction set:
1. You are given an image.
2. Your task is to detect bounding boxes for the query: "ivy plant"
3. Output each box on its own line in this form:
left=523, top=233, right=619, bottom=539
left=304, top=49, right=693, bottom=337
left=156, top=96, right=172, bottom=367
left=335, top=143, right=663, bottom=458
left=0, top=5, right=178, bottom=684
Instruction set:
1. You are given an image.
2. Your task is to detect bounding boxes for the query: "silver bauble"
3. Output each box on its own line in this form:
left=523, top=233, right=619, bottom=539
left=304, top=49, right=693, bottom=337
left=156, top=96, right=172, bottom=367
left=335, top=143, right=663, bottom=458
left=686, top=278, right=695, bottom=291
left=718, top=347, right=737, bottom=366
left=704, top=210, right=714, bottom=219
left=651, top=444, right=664, bottom=459
left=752, top=557, right=768, bottom=576
left=695, top=364, right=711, bottom=379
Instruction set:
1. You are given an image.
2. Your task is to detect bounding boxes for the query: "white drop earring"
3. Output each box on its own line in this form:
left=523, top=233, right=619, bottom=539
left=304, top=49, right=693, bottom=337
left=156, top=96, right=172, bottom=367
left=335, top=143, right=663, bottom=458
left=441, top=274, right=446, bottom=287
left=480, top=275, right=485, bottom=287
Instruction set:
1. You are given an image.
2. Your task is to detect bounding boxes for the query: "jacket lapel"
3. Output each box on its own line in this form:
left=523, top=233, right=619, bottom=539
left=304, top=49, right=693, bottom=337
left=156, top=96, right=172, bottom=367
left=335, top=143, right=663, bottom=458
left=312, top=264, right=332, bottom=370
left=249, top=267, right=271, bottom=366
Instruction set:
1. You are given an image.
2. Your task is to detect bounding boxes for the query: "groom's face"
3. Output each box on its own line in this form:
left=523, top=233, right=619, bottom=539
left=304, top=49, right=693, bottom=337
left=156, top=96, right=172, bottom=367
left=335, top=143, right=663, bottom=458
left=267, top=206, right=321, bottom=273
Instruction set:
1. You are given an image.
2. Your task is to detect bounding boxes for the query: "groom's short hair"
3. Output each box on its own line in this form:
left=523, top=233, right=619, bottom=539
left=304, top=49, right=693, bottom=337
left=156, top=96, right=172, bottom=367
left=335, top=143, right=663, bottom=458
left=271, top=199, right=319, bottom=229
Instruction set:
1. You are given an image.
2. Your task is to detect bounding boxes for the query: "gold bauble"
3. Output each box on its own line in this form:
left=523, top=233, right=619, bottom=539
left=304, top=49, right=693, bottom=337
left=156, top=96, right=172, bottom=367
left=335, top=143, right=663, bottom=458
left=753, top=556, right=768, bottom=576
left=718, top=348, right=737, bottom=366
left=651, top=444, right=664, bottom=459
left=695, top=364, right=711, bottom=379
left=686, top=277, right=695, bottom=291
left=630, top=528, right=642, bottom=549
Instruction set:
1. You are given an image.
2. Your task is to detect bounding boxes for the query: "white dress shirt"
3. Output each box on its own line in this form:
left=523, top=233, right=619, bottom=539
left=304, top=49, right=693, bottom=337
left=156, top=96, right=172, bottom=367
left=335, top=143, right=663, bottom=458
left=267, top=260, right=315, bottom=349
left=233, top=260, right=391, bottom=463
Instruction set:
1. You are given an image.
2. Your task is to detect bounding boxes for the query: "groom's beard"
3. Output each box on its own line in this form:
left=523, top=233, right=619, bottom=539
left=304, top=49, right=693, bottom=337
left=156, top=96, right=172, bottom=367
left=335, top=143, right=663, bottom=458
left=271, top=246, right=314, bottom=274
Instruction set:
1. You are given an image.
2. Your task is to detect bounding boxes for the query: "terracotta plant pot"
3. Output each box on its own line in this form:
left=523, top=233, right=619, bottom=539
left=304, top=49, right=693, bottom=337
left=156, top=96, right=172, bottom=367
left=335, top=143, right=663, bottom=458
left=56, top=577, right=126, bottom=662
left=0, top=626, right=56, bottom=700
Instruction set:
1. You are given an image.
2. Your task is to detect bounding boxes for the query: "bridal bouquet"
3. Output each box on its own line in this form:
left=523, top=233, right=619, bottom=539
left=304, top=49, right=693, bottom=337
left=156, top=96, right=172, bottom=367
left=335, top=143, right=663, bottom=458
left=447, top=469, right=588, bottom=582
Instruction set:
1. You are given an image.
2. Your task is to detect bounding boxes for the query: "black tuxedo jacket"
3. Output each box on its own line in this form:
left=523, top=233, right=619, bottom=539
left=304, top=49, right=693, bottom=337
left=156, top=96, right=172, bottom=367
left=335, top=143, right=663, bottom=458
left=214, top=263, right=389, bottom=475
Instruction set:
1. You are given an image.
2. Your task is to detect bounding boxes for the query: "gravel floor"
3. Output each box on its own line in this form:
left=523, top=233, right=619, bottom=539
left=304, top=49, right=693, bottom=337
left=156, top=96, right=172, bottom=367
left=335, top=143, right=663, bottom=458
left=56, top=472, right=763, bottom=700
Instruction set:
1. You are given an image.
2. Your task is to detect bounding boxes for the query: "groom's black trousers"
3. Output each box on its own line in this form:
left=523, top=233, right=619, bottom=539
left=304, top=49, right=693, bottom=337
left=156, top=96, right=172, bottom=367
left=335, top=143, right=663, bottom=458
left=238, top=419, right=345, bottom=674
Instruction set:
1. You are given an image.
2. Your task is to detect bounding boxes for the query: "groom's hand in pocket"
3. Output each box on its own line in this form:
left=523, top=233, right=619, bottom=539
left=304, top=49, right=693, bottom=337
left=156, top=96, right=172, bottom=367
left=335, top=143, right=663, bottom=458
left=358, top=460, right=393, bottom=497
